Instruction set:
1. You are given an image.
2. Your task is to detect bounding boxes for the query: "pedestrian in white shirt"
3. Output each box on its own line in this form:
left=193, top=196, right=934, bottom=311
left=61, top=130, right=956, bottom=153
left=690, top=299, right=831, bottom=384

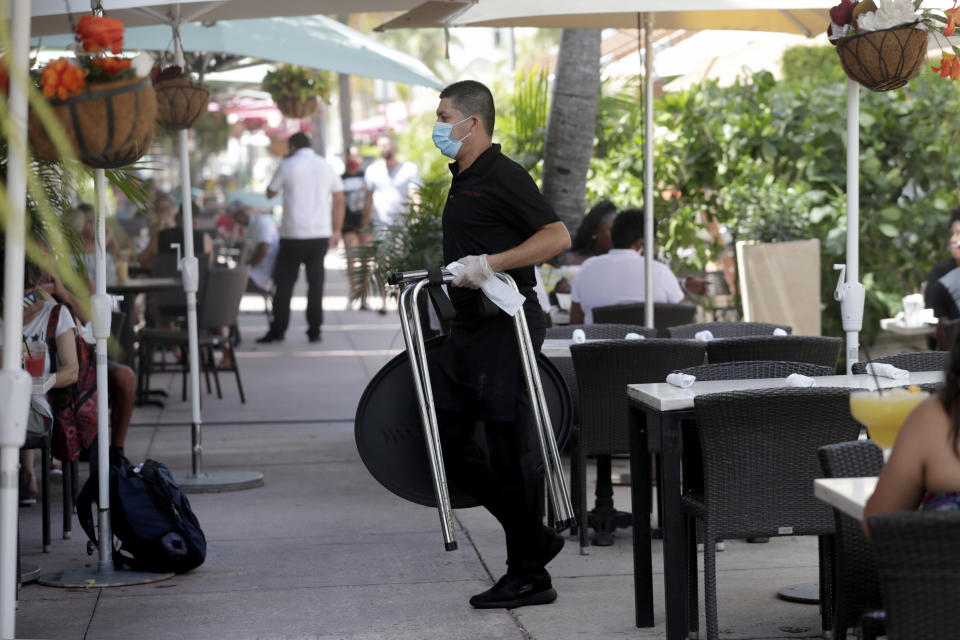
left=230, top=203, right=279, bottom=296
left=259, top=133, right=345, bottom=343
left=362, top=133, right=421, bottom=314
left=570, top=208, right=700, bottom=324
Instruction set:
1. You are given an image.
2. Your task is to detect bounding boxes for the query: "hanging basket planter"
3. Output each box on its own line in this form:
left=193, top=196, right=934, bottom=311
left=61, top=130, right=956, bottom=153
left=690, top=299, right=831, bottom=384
left=275, top=96, right=318, bottom=119
left=835, top=24, right=928, bottom=92
left=154, top=77, right=210, bottom=130
left=29, top=76, right=157, bottom=168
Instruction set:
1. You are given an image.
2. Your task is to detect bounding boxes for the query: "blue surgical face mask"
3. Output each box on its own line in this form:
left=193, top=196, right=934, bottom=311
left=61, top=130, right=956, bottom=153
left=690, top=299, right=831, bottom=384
left=432, top=116, right=472, bottom=159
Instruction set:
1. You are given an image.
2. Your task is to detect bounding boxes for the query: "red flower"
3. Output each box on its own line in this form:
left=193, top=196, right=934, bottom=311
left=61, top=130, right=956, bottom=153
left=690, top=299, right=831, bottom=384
left=90, top=56, right=131, bottom=76
left=932, top=52, right=960, bottom=80
left=945, top=2, right=960, bottom=36
left=830, top=0, right=858, bottom=27
left=75, top=15, right=124, bottom=54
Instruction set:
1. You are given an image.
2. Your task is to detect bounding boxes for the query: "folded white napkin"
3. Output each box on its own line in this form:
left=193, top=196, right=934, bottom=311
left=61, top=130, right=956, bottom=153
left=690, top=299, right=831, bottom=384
left=694, top=330, right=714, bottom=342
left=773, top=328, right=788, bottom=336
left=571, top=329, right=587, bottom=344
left=785, top=373, right=816, bottom=387
left=666, top=372, right=696, bottom=388
left=446, top=261, right=526, bottom=316
left=624, top=332, right=645, bottom=340
left=865, top=362, right=909, bottom=380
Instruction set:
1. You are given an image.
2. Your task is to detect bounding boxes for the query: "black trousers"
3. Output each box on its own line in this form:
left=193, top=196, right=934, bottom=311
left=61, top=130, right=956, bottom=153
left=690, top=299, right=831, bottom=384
left=438, top=377, right=550, bottom=581
left=270, top=237, right=328, bottom=338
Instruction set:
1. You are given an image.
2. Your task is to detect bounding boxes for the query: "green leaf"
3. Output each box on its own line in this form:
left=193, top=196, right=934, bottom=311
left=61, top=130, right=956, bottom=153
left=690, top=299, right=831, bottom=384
left=878, top=223, right=899, bottom=238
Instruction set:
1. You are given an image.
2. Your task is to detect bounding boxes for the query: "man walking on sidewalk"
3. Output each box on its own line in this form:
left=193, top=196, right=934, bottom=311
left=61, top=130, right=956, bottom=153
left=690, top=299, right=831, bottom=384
left=259, top=133, right=344, bottom=344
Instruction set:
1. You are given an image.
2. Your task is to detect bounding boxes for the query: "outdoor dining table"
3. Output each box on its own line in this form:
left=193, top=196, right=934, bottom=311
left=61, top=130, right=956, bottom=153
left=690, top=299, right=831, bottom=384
left=626, top=370, right=942, bottom=639
left=106, top=277, right=181, bottom=368
left=814, top=476, right=878, bottom=521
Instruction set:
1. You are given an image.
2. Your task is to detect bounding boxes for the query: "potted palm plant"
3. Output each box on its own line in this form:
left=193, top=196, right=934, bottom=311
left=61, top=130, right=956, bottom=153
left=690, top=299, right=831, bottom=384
left=260, top=64, right=331, bottom=119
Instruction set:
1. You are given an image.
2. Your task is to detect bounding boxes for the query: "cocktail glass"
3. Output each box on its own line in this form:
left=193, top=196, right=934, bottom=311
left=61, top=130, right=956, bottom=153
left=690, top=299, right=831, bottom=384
left=849, top=387, right=929, bottom=459
left=22, top=342, right=45, bottom=378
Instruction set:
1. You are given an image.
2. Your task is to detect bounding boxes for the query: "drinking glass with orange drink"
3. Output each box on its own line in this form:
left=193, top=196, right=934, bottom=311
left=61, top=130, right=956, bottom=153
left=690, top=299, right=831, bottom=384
left=849, top=385, right=929, bottom=457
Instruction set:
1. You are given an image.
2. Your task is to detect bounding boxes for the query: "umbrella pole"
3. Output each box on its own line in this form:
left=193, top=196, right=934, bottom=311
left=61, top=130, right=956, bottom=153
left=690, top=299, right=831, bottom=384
left=169, top=20, right=262, bottom=493
left=642, top=13, right=654, bottom=330
left=836, top=79, right=864, bottom=373
left=0, top=2, right=34, bottom=634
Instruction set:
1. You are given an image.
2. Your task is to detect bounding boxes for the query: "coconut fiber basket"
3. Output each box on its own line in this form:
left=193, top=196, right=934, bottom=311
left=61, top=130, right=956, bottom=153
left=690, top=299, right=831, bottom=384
left=835, top=24, right=927, bottom=92
left=29, top=76, right=156, bottom=169
left=155, top=77, right=210, bottom=130
left=275, top=96, right=318, bottom=119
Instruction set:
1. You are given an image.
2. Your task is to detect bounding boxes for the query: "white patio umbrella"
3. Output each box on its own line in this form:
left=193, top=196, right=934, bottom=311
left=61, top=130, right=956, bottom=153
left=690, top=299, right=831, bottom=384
left=34, top=15, right=445, bottom=90
left=379, top=1, right=869, bottom=365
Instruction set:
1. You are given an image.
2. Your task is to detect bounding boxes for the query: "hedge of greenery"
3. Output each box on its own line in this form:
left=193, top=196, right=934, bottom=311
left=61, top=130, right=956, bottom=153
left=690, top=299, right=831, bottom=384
left=589, top=45, right=960, bottom=342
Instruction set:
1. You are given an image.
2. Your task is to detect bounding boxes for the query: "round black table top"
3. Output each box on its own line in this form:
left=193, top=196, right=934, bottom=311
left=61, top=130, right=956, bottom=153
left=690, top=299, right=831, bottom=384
left=106, top=277, right=181, bottom=294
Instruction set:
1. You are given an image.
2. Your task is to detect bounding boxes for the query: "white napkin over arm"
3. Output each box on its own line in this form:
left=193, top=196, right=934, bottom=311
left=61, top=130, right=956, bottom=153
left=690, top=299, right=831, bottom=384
left=694, top=330, right=714, bottom=342
left=624, top=332, right=645, bottom=340
left=666, top=372, right=696, bottom=388
left=865, top=362, right=909, bottom=380
left=571, top=329, right=586, bottom=344
left=446, top=261, right=526, bottom=317
left=773, top=327, right=788, bottom=336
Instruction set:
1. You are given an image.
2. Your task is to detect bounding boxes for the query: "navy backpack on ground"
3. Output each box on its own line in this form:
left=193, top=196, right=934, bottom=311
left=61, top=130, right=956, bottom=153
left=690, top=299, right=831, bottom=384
left=77, top=457, right=206, bottom=574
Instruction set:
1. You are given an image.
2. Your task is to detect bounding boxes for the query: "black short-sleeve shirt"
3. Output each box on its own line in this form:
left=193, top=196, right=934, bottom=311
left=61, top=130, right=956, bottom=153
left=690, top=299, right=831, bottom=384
left=925, top=258, right=960, bottom=320
left=436, top=144, right=560, bottom=421
left=442, top=143, right=559, bottom=328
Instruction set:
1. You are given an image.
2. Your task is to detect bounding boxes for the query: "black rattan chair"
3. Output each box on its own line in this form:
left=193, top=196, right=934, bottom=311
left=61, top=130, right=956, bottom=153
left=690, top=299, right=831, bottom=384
left=570, top=339, right=706, bottom=553
left=818, top=440, right=885, bottom=639
left=545, top=323, right=655, bottom=340
left=867, top=511, right=960, bottom=639
left=850, top=351, right=948, bottom=374
left=683, top=387, right=861, bottom=640
left=667, top=321, right=791, bottom=339
left=680, top=360, right=833, bottom=381
left=138, top=266, right=250, bottom=403
left=591, top=302, right=697, bottom=337
left=706, top=335, right=842, bottom=370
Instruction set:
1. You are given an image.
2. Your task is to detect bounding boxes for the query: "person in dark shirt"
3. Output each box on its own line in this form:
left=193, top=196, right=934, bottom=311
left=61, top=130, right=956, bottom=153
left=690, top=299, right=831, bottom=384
left=341, top=146, right=369, bottom=308
left=431, top=80, right=571, bottom=610
left=925, top=207, right=960, bottom=348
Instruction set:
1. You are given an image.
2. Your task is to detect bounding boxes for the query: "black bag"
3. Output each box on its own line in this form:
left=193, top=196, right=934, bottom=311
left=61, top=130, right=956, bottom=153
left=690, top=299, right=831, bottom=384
left=76, top=457, right=206, bottom=574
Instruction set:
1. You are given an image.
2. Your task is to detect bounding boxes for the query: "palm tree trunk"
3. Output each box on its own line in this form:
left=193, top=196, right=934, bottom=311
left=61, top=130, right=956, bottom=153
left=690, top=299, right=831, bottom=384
left=541, top=28, right=601, bottom=231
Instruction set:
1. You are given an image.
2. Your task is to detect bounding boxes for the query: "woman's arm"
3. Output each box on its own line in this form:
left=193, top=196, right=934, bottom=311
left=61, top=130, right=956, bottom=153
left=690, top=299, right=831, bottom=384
left=569, top=301, right=585, bottom=325
left=863, top=397, right=940, bottom=535
left=53, top=328, right=79, bottom=388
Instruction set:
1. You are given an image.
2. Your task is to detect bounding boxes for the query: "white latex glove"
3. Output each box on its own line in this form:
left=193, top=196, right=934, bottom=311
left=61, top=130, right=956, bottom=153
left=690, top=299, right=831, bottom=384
left=451, top=254, right=493, bottom=289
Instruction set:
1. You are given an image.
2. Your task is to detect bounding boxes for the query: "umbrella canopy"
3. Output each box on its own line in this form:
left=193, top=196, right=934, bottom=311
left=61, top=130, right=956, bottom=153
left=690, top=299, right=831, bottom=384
left=33, top=14, right=444, bottom=89
left=378, top=0, right=830, bottom=35
left=31, top=0, right=419, bottom=35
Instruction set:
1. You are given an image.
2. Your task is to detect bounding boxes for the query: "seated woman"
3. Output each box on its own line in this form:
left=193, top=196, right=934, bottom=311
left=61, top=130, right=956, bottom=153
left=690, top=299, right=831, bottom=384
left=864, top=338, right=960, bottom=531
left=554, top=200, right=617, bottom=266
left=0, top=261, right=79, bottom=504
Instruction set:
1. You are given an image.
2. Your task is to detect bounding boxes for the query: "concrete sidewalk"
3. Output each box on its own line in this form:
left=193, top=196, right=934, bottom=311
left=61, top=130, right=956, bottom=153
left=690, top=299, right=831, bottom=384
left=15, top=253, right=834, bottom=640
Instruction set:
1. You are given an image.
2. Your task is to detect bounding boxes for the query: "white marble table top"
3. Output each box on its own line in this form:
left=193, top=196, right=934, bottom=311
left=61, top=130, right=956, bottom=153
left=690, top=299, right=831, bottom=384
left=627, top=371, right=943, bottom=412
left=814, top=476, right=878, bottom=521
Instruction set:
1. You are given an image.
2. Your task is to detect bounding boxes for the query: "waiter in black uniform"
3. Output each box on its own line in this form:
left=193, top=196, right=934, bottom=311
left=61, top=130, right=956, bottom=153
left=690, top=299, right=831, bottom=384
left=430, top=80, right=571, bottom=609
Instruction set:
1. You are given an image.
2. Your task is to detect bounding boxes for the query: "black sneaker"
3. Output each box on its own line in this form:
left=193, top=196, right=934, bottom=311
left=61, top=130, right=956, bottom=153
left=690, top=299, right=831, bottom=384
left=469, top=574, right=557, bottom=609
left=255, top=333, right=283, bottom=344
left=306, top=331, right=322, bottom=343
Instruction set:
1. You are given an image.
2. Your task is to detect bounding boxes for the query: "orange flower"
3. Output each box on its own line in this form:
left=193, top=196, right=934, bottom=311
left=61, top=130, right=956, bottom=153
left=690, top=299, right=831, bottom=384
left=90, top=56, right=131, bottom=76
left=75, top=15, right=124, bottom=54
left=40, top=57, right=87, bottom=100
left=945, top=2, right=960, bottom=36
left=932, top=52, right=960, bottom=80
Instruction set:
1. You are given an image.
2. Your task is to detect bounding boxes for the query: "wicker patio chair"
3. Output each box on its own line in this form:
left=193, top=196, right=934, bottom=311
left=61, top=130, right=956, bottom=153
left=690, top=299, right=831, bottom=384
left=667, top=321, right=791, bottom=339
left=569, top=339, right=706, bottom=552
left=680, top=360, right=833, bottom=381
left=867, top=511, right=960, bottom=639
left=706, top=335, right=842, bottom=370
left=817, top=441, right=885, bottom=639
left=545, top=323, right=655, bottom=340
left=591, top=302, right=697, bottom=337
left=850, top=351, right=948, bottom=374
left=683, top=387, right=861, bottom=640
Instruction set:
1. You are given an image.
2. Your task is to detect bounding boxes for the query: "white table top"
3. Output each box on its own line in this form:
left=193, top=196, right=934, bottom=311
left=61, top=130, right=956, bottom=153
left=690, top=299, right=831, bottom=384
left=542, top=337, right=646, bottom=359
left=627, top=371, right=943, bottom=412
left=814, top=476, right=877, bottom=521
left=880, top=317, right=936, bottom=336
left=31, top=373, right=55, bottom=395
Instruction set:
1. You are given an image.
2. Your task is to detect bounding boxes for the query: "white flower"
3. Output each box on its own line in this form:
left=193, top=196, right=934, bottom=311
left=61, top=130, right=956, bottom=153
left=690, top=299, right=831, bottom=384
left=829, top=21, right=854, bottom=40
left=856, top=0, right=923, bottom=31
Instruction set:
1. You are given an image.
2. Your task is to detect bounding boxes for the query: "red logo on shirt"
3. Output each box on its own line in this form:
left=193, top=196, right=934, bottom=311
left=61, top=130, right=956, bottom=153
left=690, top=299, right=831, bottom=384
left=459, top=189, right=483, bottom=197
